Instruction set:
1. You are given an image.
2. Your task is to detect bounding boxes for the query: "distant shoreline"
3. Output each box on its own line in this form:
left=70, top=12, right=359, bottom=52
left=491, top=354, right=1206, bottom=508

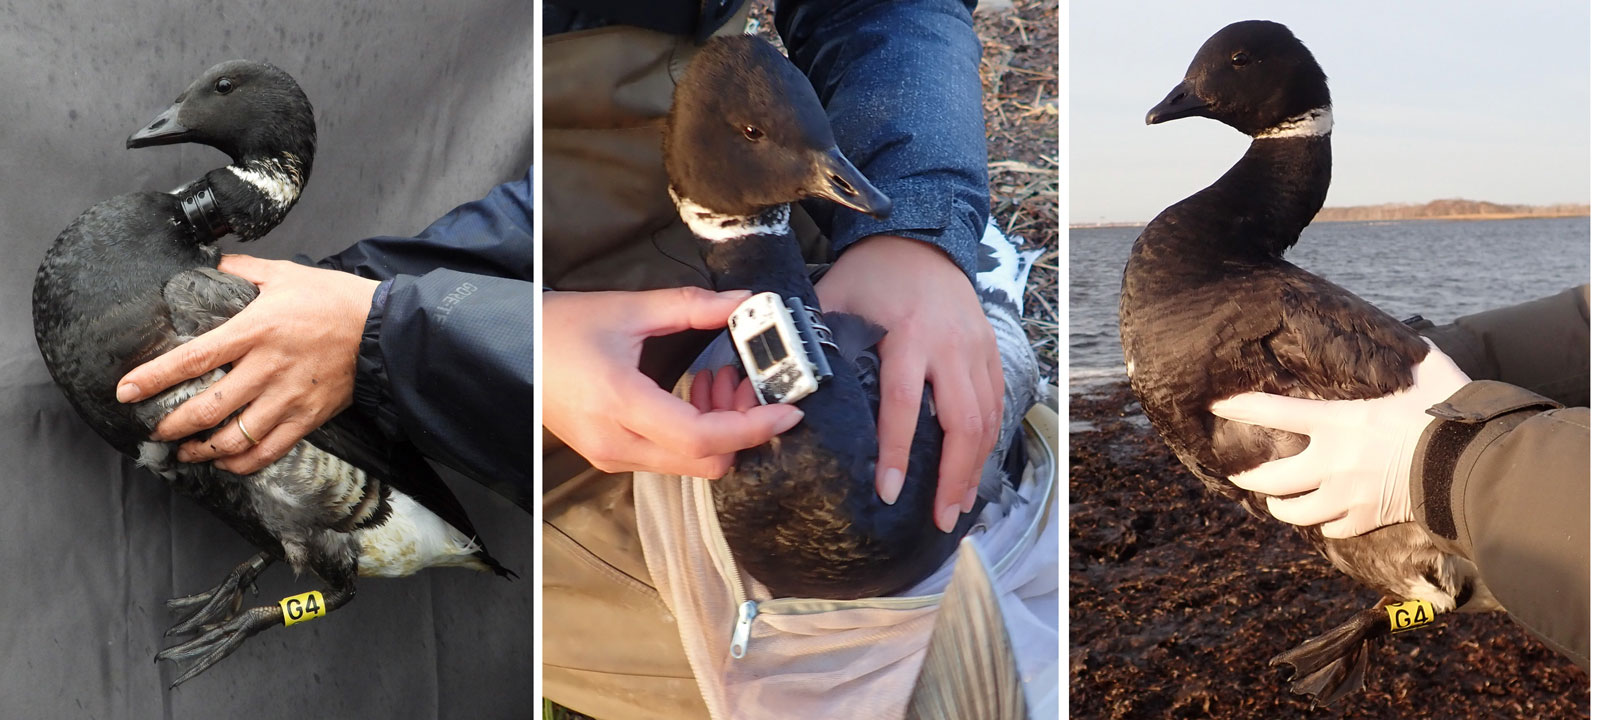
left=1363, top=211, right=1590, bottom=222
left=1071, top=200, right=1589, bottom=229
left=1075, top=209, right=1587, bottom=228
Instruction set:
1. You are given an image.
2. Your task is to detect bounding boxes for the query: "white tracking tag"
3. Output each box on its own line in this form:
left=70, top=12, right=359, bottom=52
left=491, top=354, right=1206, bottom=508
left=729, top=292, right=823, bottom=405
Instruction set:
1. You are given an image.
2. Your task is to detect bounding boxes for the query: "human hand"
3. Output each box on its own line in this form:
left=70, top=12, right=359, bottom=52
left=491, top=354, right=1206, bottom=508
left=815, top=234, right=1003, bottom=533
left=1210, top=342, right=1471, bottom=538
left=543, top=288, right=804, bottom=478
left=117, top=254, right=380, bottom=474
left=689, top=364, right=759, bottom=415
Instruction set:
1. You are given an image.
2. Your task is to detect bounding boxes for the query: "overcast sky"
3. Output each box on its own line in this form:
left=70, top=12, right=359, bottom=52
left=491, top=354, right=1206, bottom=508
left=1068, top=2, right=1590, bottom=225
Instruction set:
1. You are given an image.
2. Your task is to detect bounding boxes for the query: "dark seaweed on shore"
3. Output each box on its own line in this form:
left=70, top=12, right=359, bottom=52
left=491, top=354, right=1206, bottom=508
left=1068, top=384, right=1589, bottom=719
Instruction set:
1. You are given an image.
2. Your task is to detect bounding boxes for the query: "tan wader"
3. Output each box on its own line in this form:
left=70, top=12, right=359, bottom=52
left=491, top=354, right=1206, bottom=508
left=540, top=7, right=755, bottom=718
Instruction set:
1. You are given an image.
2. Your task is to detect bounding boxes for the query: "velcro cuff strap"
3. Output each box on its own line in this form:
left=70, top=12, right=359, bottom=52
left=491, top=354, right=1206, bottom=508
left=1417, top=420, right=1484, bottom=541
left=1413, top=381, right=1563, bottom=544
left=1425, top=381, right=1563, bottom=423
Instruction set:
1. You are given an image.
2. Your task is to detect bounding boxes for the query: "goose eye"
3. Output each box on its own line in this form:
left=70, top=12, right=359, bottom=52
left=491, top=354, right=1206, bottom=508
left=1230, top=51, right=1250, bottom=67
left=215, top=77, right=235, bottom=95
left=742, top=125, right=764, bottom=142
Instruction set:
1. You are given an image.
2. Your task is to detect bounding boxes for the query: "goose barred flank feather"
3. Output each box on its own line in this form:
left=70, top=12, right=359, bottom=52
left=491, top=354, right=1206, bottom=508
left=906, top=540, right=1027, bottom=720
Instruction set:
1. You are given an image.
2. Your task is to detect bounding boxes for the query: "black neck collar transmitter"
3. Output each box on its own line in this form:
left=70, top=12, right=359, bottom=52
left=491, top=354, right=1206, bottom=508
left=180, top=183, right=233, bottom=241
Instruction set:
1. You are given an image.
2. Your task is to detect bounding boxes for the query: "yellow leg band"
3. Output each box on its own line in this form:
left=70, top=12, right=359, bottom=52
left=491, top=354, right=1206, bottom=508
left=280, top=590, right=327, bottom=627
left=1386, top=599, right=1436, bottom=633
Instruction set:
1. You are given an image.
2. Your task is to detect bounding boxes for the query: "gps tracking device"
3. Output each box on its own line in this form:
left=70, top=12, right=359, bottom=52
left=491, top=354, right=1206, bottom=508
left=729, top=292, right=834, bottom=405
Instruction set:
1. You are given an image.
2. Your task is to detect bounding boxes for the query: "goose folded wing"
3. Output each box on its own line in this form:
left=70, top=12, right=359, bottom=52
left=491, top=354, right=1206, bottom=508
left=1265, top=268, right=1429, bottom=400
left=163, top=266, right=484, bottom=542
left=162, top=267, right=259, bottom=337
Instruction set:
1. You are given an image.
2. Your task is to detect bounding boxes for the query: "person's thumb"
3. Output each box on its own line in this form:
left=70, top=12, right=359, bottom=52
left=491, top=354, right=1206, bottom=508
left=1413, top=341, right=1472, bottom=395
left=632, top=287, right=753, bottom=336
left=1210, top=392, right=1324, bottom=435
left=217, top=253, right=278, bottom=283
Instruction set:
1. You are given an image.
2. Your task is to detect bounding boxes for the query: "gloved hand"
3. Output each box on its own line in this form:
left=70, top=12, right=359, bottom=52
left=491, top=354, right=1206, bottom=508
left=1209, top=341, right=1471, bottom=538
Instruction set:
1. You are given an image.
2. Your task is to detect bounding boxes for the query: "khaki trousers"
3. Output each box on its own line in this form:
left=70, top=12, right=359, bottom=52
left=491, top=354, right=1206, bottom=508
left=544, top=463, right=707, bottom=719
left=542, top=10, right=749, bottom=718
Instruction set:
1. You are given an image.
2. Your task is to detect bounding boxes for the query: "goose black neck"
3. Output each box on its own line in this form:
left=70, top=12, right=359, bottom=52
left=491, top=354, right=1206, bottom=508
left=1186, top=134, right=1331, bottom=259
left=697, top=221, right=820, bottom=306
left=190, top=152, right=311, bottom=243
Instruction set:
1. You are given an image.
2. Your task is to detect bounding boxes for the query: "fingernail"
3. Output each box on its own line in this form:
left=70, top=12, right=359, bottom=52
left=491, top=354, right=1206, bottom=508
left=116, top=383, right=140, bottom=403
left=175, top=447, right=194, bottom=463
left=937, top=503, right=960, bottom=533
left=879, top=467, right=904, bottom=505
left=772, top=407, right=804, bottom=434
left=717, top=289, right=754, bottom=300
left=962, top=486, right=978, bottom=513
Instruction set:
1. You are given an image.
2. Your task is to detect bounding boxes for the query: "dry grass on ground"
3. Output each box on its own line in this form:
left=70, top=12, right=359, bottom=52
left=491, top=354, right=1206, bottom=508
left=975, top=0, right=1059, bottom=383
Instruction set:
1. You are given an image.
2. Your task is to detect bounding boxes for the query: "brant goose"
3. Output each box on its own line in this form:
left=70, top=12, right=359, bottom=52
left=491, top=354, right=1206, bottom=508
left=663, top=35, right=1037, bottom=600
left=1119, top=21, right=1498, bottom=704
left=32, top=60, right=512, bottom=687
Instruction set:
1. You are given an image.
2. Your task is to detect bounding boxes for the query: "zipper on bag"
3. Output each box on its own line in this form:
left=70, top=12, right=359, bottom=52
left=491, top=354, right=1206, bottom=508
left=711, top=415, right=1056, bottom=660
left=729, top=600, right=758, bottom=658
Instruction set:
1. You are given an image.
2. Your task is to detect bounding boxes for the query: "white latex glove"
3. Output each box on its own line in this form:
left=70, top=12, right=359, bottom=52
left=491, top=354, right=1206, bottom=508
left=1209, top=341, right=1471, bottom=538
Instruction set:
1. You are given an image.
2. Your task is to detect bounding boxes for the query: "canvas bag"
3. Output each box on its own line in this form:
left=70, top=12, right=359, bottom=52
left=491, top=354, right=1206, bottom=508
left=636, top=361, right=1058, bottom=720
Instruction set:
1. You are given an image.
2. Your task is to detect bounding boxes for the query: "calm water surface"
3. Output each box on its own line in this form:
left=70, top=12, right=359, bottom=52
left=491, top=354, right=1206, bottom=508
left=1069, top=217, right=1591, bottom=394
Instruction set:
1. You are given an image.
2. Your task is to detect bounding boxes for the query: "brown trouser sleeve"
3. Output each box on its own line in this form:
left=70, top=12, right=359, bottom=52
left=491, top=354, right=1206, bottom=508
left=1416, top=284, right=1589, bottom=407
left=1409, top=381, right=1589, bottom=669
left=542, top=465, right=710, bottom=720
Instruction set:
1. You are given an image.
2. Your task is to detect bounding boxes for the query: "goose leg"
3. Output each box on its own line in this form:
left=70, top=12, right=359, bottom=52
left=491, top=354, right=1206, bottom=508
left=158, top=584, right=355, bottom=688
left=164, top=553, right=274, bottom=637
left=1271, top=596, right=1397, bottom=707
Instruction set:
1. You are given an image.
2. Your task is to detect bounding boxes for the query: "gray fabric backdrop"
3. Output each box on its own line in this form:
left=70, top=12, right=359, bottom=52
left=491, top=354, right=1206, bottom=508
left=0, top=1, right=533, bottom=717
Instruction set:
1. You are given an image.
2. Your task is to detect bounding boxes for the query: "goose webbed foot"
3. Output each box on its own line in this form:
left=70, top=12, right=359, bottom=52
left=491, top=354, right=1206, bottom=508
left=164, top=553, right=273, bottom=637
left=158, top=585, right=354, bottom=688
left=1271, top=600, right=1393, bottom=707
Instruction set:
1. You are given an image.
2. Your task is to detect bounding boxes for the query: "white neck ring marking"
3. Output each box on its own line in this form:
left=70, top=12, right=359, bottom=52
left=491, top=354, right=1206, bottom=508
left=669, top=188, right=790, bottom=242
left=228, top=153, right=304, bottom=210
left=1255, top=107, right=1333, bottom=139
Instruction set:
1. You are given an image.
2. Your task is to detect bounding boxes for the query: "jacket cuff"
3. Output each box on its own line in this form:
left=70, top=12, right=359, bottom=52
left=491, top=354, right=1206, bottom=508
left=352, top=277, right=402, bottom=438
left=821, top=176, right=984, bottom=280
left=1409, top=381, right=1564, bottom=556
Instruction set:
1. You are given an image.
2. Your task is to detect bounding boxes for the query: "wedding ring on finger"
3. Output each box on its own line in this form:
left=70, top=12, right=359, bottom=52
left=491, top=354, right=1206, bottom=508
left=237, top=415, right=260, bottom=446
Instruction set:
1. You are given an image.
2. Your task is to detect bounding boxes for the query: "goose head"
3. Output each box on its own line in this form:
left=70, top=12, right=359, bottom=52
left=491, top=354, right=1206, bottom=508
left=127, top=60, right=316, bottom=242
left=128, top=59, right=315, bottom=167
left=664, top=35, right=890, bottom=223
left=1147, top=20, right=1330, bottom=138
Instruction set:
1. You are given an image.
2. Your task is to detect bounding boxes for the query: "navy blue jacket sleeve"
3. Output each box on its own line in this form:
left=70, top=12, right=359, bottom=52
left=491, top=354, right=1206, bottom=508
left=317, top=168, right=533, bottom=509
left=775, top=0, right=989, bottom=280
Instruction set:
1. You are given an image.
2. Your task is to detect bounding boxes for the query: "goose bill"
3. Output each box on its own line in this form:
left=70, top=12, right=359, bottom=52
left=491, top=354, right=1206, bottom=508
left=127, top=103, right=192, bottom=148
left=810, top=147, right=893, bottom=219
left=1146, top=79, right=1211, bottom=125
